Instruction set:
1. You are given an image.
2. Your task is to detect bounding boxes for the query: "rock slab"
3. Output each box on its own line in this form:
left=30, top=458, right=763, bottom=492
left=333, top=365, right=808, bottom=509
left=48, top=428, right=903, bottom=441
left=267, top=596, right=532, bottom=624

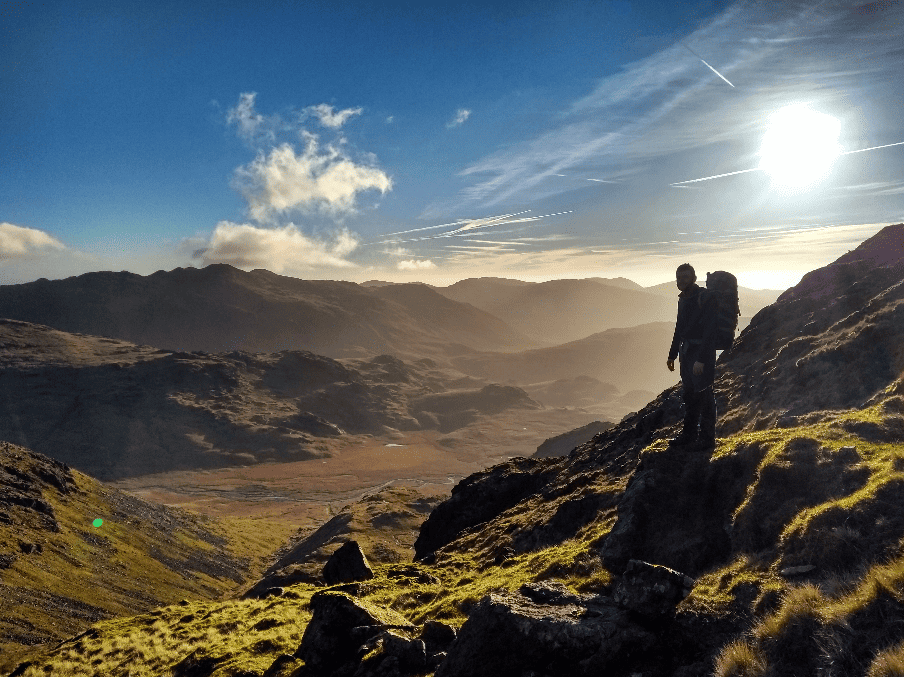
left=435, top=588, right=654, bottom=677
left=323, top=540, right=375, bottom=585
left=612, top=559, right=694, bottom=618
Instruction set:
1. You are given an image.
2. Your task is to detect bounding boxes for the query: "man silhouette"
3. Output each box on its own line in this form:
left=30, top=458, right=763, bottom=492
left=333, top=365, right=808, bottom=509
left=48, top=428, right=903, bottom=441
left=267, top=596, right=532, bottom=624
left=666, top=263, right=718, bottom=450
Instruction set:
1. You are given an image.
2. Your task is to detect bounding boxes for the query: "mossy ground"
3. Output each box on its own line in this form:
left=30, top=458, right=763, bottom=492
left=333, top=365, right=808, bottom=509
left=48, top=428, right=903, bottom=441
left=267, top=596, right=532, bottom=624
left=9, top=401, right=904, bottom=676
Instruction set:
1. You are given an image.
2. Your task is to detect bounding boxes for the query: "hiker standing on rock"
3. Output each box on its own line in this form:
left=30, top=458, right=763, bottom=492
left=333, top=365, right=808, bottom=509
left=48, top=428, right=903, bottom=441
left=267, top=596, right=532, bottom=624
left=666, top=263, right=719, bottom=451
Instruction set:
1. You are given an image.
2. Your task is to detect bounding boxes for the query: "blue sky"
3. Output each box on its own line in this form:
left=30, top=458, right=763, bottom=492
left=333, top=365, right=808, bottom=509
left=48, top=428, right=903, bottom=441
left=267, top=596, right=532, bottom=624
left=2, top=0, right=903, bottom=288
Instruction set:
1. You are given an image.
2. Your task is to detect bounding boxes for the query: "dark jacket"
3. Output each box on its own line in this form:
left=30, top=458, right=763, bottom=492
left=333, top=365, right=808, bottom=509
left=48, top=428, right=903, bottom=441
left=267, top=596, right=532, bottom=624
left=667, top=283, right=719, bottom=361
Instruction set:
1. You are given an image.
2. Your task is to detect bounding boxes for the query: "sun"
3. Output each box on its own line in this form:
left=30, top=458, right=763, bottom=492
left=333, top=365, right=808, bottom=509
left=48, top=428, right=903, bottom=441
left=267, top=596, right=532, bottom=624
left=758, top=104, right=841, bottom=188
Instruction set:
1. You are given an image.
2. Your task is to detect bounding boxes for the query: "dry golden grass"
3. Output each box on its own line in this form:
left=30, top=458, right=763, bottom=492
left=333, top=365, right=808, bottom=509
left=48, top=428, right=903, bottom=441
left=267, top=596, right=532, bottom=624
left=868, top=641, right=904, bottom=677
left=713, top=639, right=767, bottom=677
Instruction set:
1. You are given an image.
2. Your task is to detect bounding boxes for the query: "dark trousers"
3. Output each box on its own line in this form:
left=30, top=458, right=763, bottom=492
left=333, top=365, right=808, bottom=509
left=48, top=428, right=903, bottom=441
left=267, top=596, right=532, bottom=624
left=679, top=343, right=717, bottom=441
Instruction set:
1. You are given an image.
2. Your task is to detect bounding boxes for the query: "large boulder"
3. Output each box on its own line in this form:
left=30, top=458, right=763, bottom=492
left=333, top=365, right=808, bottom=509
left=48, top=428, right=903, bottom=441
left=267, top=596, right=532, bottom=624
left=435, top=584, right=654, bottom=677
left=323, top=540, right=375, bottom=585
left=294, top=591, right=415, bottom=675
left=599, top=444, right=756, bottom=576
left=612, top=559, right=695, bottom=618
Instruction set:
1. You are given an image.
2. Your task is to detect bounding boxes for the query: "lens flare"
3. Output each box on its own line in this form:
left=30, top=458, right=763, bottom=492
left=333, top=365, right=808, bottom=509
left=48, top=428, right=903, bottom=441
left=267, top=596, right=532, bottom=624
left=758, top=104, right=841, bottom=188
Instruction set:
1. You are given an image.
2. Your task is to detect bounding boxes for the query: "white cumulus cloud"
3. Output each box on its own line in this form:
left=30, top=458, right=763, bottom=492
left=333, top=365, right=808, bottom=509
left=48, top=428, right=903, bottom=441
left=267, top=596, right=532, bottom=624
left=304, top=103, right=363, bottom=129
left=398, top=259, right=436, bottom=270
left=233, top=136, right=393, bottom=221
left=447, top=108, right=471, bottom=128
left=0, top=223, right=65, bottom=260
left=194, top=221, right=360, bottom=273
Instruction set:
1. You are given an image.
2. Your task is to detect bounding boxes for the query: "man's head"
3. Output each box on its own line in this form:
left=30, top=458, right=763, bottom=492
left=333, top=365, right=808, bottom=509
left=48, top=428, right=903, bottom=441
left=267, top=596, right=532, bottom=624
left=676, top=263, right=696, bottom=292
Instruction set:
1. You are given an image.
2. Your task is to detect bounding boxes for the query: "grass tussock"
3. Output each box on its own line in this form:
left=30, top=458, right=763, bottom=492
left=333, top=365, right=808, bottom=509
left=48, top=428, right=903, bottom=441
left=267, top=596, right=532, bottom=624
left=713, top=639, right=767, bottom=677
left=868, top=641, right=904, bottom=677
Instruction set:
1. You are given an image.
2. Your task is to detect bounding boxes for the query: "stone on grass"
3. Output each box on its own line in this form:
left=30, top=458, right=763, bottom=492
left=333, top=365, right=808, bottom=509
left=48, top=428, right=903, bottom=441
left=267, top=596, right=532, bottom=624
left=612, top=559, right=694, bottom=618
left=435, top=588, right=654, bottom=677
left=323, top=540, right=375, bottom=585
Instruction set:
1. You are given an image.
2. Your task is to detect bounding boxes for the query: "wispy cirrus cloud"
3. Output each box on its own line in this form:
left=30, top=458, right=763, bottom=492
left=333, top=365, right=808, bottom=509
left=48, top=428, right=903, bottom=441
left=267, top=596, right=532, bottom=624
left=192, top=221, right=359, bottom=272
left=447, top=108, right=471, bottom=128
left=447, top=0, right=904, bottom=210
left=0, top=223, right=65, bottom=260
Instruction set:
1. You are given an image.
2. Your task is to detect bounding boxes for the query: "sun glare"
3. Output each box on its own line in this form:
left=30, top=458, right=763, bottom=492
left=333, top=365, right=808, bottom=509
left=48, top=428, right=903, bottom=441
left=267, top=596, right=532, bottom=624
left=758, top=104, right=841, bottom=188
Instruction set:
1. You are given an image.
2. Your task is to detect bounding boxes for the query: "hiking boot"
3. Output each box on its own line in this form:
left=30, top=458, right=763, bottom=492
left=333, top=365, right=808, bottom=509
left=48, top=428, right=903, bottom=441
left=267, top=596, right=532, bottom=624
left=668, top=430, right=697, bottom=447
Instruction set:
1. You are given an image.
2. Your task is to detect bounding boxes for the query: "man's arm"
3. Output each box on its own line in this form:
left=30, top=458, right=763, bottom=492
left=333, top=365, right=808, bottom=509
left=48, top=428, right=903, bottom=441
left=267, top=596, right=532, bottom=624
left=667, top=316, right=681, bottom=363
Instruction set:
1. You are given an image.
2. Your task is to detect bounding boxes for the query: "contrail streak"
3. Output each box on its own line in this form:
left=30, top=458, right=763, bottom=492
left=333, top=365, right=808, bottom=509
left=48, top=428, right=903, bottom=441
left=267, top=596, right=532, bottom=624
left=367, top=210, right=572, bottom=246
left=670, top=139, right=904, bottom=186
left=670, top=167, right=763, bottom=186
left=682, top=43, right=734, bottom=87
left=378, top=211, right=532, bottom=237
left=840, top=140, right=904, bottom=155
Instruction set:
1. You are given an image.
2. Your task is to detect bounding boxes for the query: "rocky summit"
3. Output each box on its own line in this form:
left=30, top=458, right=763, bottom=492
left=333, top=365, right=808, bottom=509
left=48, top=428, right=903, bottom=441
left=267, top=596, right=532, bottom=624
left=7, top=224, right=904, bottom=677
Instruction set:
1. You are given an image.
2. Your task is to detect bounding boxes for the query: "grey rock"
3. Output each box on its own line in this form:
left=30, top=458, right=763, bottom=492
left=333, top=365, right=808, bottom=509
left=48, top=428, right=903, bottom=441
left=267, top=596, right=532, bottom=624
left=323, top=540, right=375, bottom=585
left=295, top=592, right=384, bottom=672
left=612, top=559, right=694, bottom=618
left=380, top=631, right=427, bottom=673
left=435, top=589, right=654, bottom=677
left=420, top=620, right=457, bottom=654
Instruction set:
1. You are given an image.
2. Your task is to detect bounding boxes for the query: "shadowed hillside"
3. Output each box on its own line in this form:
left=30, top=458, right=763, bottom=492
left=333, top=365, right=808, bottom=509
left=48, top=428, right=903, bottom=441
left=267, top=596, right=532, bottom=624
left=0, top=265, right=535, bottom=360
left=0, top=322, right=538, bottom=480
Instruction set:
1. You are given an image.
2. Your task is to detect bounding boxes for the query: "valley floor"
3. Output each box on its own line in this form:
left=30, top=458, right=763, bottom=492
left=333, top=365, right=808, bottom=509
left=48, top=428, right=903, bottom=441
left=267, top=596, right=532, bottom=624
left=107, top=407, right=602, bottom=532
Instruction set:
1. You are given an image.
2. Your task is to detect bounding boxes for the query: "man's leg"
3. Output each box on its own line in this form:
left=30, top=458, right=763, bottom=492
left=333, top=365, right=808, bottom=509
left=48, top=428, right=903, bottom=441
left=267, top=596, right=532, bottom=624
left=692, top=350, right=718, bottom=450
left=670, top=357, right=700, bottom=446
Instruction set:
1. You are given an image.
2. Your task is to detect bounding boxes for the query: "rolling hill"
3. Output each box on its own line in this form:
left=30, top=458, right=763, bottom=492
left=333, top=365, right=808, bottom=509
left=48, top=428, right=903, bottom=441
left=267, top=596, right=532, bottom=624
left=0, top=265, right=535, bottom=361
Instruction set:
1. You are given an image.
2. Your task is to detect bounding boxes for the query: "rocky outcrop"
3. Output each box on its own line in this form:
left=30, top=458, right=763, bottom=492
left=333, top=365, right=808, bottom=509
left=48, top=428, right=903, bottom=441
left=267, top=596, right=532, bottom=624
left=612, top=559, right=695, bottom=618
left=0, top=441, right=79, bottom=534
left=243, top=487, right=442, bottom=598
left=436, top=582, right=658, bottom=677
left=413, top=456, right=552, bottom=561
left=293, top=591, right=417, bottom=676
left=322, top=541, right=374, bottom=586
left=532, top=420, right=613, bottom=459
left=599, top=443, right=760, bottom=577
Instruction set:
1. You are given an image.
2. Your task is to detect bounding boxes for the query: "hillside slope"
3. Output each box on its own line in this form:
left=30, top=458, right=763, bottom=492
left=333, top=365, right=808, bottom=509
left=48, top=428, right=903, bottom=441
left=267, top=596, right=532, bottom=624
left=0, top=264, right=535, bottom=360
left=450, top=321, right=677, bottom=395
left=0, top=441, right=293, bottom=674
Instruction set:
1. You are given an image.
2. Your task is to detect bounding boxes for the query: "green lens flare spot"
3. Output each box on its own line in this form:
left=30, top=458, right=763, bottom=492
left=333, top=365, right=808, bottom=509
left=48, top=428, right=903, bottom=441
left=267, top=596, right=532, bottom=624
left=93, top=518, right=104, bottom=528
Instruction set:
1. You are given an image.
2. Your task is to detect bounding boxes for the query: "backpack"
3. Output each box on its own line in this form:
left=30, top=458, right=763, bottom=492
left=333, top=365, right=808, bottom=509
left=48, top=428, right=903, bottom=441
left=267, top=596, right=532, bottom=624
left=700, top=271, right=740, bottom=350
